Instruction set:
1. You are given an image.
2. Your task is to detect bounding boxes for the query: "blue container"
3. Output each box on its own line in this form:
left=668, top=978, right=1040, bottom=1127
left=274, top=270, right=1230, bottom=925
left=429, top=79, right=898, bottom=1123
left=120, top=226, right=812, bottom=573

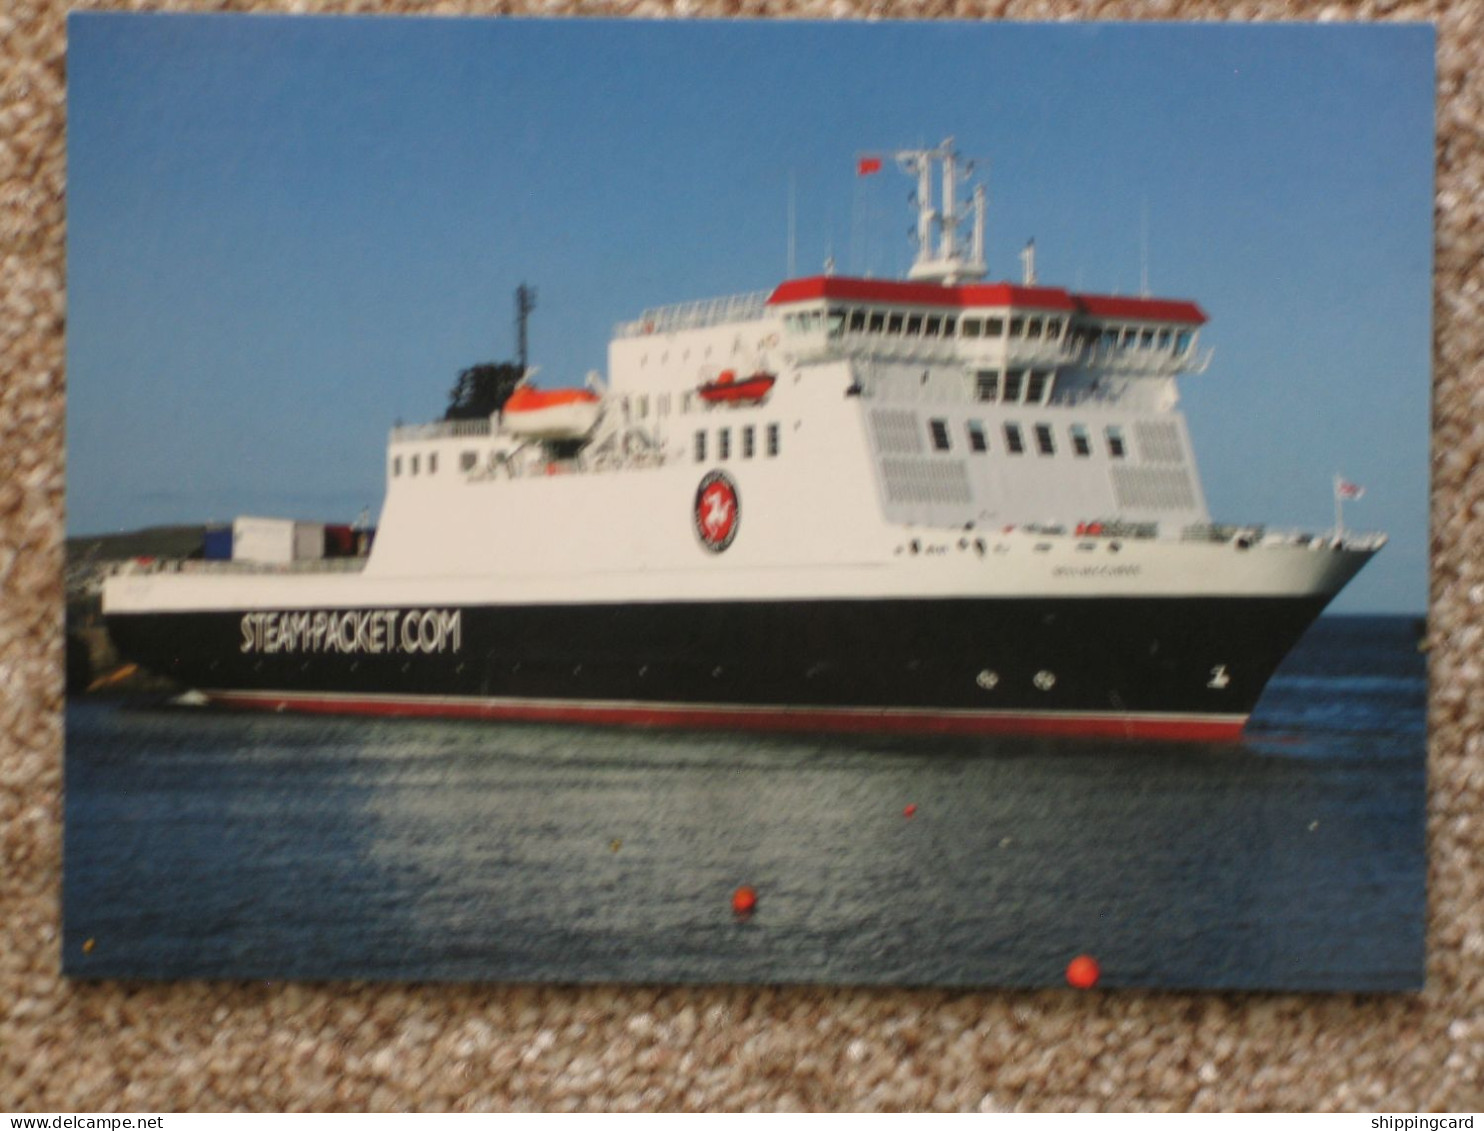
left=203, top=527, right=233, bottom=561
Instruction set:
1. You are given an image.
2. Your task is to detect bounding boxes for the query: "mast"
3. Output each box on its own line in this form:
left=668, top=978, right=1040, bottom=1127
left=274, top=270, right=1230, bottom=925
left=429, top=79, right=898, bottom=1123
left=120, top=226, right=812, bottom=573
left=895, top=137, right=987, bottom=286
left=515, top=283, right=538, bottom=375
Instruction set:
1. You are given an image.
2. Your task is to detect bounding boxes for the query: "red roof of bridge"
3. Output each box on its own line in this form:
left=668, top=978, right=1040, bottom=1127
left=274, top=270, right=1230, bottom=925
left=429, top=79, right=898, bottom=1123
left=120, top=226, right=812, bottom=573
left=766, top=275, right=1206, bottom=325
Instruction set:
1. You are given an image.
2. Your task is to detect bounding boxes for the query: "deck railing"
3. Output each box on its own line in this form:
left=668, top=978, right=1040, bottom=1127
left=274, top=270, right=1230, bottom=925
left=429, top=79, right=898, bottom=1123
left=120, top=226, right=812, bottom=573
left=614, top=290, right=772, bottom=338
left=390, top=418, right=494, bottom=443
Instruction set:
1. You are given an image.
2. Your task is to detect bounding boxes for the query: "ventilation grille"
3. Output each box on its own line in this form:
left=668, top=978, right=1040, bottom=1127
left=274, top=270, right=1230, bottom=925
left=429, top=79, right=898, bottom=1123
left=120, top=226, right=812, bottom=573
left=1112, top=466, right=1198, bottom=511
left=870, top=409, right=924, bottom=455
left=881, top=458, right=972, bottom=505
left=1135, top=421, right=1185, bottom=464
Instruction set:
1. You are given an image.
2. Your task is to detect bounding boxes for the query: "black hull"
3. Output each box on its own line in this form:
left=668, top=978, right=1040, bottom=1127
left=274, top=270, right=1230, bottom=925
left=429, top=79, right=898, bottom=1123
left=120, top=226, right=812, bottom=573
left=104, top=596, right=1332, bottom=739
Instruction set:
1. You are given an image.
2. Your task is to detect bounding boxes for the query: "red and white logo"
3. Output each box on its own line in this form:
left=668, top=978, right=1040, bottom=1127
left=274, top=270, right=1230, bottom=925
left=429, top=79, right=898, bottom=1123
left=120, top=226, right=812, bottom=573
left=694, top=471, right=740, bottom=553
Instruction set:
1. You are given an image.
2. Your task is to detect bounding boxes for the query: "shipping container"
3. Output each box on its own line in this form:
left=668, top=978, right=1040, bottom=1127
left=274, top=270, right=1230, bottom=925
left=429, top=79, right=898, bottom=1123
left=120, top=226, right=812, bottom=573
left=231, top=517, right=326, bottom=564
left=293, top=522, right=324, bottom=562
left=323, top=524, right=356, bottom=558
left=203, top=527, right=233, bottom=561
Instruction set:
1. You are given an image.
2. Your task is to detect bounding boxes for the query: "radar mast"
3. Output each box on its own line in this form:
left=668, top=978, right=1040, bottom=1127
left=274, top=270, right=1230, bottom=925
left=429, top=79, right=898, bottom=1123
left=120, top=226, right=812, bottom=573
left=894, top=137, right=988, bottom=286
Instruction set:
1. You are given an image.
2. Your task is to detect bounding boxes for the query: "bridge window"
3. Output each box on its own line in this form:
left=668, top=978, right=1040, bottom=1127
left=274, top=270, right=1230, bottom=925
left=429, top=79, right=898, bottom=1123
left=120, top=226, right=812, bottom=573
left=887, top=312, right=904, bottom=334
left=1009, top=317, right=1025, bottom=337
left=1175, top=330, right=1194, bottom=353
left=743, top=425, right=755, bottom=459
left=906, top=313, right=923, bottom=335
left=925, top=314, right=942, bottom=337
left=1002, top=370, right=1024, bottom=403
left=1138, top=329, right=1154, bottom=349
left=1005, top=423, right=1025, bottom=455
left=1035, top=424, right=1055, bottom=455
left=987, top=317, right=1005, bottom=337
left=1024, top=370, right=1050, bottom=404
left=695, top=430, right=707, bottom=462
left=1046, top=318, right=1063, bottom=340
left=1106, top=426, right=1127, bottom=459
left=967, top=421, right=988, bottom=453
left=767, top=423, right=780, bottom=457
left=1157, top=328, right=1172, bottom=349
left=719, top=428, right=731, bottom=460
left=929, top=419, right=951, bottom=452
left=1121, top=327, right=1139, bottom=348
left=975, top=370, right=999, bottom=402
left=849, top=310, right=866, bottom=332
left=868, top=311, right=886, bottom=333
left=1101, top=327, right=1120, bottom=349
left=460, top=451, right=476, bottom=472
left=962, top=317, right=983, bottom=339
left=1071, top=425, right=1091, bottom=457
left=1027, top=317, right=1043, bottom=339
left=827, top=309, right=846, bottom=338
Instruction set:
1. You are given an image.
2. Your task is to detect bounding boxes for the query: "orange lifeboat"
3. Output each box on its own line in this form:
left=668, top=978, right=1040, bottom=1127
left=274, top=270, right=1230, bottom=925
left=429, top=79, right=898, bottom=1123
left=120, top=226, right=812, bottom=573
left=503, top=385, right=602, bottom=440
left=698, top=369, right=777, bottom=406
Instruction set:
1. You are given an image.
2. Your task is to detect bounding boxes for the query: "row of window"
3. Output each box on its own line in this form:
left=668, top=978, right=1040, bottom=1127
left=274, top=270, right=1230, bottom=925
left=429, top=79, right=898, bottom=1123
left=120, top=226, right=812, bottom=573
left=1075, top=325, right=1195, bottom=354
left=388, top=449, right=511, bottom=477
left=392, top=451, right=439, bottom=477
left=974, top=368, right=1054, bottom=405
left=928, top=418, right=1128, bottom=460
left=389, top=424, right=787, bottom=478
left=781, top=305, right=1194, bottom=355
left=695, top=422, right=781, bottom=463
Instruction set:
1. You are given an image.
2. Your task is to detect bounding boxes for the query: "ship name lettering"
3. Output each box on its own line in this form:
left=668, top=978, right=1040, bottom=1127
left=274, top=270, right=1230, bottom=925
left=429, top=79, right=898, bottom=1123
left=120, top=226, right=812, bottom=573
left=239, top=608, right=461, bottom=655
left=1050, top=564, right=1142, bottom=579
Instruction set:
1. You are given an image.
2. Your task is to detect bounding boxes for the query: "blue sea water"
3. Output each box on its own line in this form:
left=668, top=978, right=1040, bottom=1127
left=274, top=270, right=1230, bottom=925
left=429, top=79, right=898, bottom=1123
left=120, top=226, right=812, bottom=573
left=62, top=615, right=1428, bottom=991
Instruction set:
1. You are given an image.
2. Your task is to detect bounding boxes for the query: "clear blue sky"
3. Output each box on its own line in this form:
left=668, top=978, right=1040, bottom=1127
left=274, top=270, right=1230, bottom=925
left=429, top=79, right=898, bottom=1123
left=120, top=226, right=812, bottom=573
left=66, top=16, right=1434, bottom=613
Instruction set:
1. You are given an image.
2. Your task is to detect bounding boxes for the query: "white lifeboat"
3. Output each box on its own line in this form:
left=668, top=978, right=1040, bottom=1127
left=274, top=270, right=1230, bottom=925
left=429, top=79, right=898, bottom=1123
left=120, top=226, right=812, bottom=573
left=502, top=385, right=602, bottom=440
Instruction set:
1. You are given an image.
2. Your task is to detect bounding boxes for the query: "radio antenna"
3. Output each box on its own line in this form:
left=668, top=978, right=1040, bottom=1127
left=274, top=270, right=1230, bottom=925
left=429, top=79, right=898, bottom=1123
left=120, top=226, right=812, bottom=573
left=1140, top=198, right=1150, bottom=297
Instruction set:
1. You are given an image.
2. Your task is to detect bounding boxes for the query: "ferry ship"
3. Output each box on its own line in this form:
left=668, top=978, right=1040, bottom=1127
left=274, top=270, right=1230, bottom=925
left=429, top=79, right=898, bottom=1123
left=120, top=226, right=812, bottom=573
left=102, top=139, right=1384, bottom=741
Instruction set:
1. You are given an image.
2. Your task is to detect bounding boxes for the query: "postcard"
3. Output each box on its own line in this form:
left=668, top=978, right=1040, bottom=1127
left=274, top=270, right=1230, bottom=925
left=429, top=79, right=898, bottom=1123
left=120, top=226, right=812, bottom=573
left=64, top=15, right=1433, bottom=990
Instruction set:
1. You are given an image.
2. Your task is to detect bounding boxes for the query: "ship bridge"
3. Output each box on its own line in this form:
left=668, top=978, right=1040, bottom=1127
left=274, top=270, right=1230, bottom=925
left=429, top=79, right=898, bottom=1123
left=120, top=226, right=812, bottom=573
left=766, top=275, right=1210, bottom=390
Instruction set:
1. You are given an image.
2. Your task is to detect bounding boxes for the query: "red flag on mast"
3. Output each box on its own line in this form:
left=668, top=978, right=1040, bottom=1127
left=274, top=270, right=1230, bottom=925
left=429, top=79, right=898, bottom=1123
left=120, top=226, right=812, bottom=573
left=857, top=156, right=883, bottom=176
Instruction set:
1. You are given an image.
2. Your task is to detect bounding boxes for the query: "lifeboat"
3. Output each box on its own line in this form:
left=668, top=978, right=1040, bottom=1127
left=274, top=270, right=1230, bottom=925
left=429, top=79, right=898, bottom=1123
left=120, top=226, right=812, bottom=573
left=502, top=385, right=602, bottom=440
left=698, top=369, right=776, bottom=406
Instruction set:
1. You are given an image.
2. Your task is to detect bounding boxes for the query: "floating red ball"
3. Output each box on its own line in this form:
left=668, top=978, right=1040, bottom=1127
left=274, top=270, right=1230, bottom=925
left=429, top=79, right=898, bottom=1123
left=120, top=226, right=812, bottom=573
left=903, top=804, right=918, bottom=818
left=731, top=885, right=757, bottom=915
left=1066, top=954, right=1101, bottom=989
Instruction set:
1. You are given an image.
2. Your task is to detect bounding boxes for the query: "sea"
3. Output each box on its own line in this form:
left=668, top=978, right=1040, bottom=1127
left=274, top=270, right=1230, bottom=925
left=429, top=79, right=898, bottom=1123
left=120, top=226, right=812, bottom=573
left=62, top=615, right=1428, bottom=992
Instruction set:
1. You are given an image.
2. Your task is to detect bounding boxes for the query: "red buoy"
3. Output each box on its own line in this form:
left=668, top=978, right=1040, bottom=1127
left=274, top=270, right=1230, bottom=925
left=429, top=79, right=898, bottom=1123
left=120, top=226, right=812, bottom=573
left=1066, top=954, right=1101, bottom=989
left=903, top=803, right=918, bottom=818
left=732, top=885, right=757, bottom=915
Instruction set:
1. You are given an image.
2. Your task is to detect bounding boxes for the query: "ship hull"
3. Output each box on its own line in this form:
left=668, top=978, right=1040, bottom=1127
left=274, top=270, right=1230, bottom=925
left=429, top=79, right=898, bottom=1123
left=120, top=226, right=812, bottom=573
left=105, top=594, right=1330, bottom=740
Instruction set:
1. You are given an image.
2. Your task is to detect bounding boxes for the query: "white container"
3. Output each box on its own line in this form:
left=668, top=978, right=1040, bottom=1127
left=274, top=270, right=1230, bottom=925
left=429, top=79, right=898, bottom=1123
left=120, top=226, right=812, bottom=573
left=293, top=522, right=325, bottom=562
left=232, top=517, right=325, bottom=564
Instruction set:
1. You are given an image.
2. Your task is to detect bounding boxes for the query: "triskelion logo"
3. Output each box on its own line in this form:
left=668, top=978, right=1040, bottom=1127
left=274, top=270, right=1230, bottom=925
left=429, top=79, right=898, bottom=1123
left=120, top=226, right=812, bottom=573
left=694, top=470, right=740, bottom=552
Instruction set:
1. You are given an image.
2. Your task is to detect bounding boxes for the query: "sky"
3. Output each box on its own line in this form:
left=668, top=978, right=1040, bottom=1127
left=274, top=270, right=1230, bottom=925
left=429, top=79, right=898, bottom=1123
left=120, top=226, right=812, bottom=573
left=66, top=16, right=1435, bottom=613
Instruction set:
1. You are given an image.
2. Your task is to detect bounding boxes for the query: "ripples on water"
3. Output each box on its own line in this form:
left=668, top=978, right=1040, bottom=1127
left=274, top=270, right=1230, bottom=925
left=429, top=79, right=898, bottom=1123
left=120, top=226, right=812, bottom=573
left=64, top=616, right=1426, bottom=990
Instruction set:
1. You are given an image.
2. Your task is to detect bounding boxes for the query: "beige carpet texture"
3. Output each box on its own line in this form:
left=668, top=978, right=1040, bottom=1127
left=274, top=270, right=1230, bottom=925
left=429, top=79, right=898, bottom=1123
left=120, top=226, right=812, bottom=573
left=3, top=0, right=1480, bottom=1112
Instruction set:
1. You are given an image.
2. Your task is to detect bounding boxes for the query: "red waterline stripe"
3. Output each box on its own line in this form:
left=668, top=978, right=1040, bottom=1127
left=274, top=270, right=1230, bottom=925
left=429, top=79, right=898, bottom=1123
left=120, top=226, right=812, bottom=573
left=204, top=691, right=1246, bottom=742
